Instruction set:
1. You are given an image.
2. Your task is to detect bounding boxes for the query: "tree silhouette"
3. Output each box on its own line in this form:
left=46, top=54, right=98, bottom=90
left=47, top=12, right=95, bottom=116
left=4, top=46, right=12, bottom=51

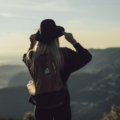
left=101, top=105, right=120, bottom=120
left=23, top=112, right=35, bottom=120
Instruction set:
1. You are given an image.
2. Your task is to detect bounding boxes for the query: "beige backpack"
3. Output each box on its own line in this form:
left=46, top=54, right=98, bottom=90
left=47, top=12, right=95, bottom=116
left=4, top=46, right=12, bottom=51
left=31, top=54, right=66, bottom=109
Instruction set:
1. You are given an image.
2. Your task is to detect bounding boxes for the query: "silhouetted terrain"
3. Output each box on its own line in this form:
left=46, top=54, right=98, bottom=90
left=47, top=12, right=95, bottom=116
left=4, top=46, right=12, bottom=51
left=0, top=65, right=27, bottom=88
left=72, top=93, right=120, bottom=120
left=0, top=48, right=120, bottom=88
left=79, top=47, right=120, bottom=73
left=0, top=67, right=120, bottom=119
left=7, top=72, right=31, bottom=87
left=0, top=86, right=33, bottom=119
left=0, top=48, right=120, bottom=119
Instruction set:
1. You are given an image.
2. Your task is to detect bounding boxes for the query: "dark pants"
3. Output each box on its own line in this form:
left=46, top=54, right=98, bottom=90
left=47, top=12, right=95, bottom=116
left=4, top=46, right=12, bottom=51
left=34, top=102, right=71, bottom=120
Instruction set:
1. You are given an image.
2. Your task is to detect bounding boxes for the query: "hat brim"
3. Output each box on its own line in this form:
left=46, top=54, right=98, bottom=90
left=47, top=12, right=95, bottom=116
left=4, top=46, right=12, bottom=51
left=35, top=26, right=65, bottom=43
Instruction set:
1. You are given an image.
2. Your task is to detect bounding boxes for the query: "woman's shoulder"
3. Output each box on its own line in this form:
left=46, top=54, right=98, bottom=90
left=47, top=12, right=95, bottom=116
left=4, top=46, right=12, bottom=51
left=59, top=47, right=76, bottom=56
left=59, top=47, right=75, bottom=60
left=59, top=47, right=69, bottom=55
left=59, top=47, right=72, bottom=52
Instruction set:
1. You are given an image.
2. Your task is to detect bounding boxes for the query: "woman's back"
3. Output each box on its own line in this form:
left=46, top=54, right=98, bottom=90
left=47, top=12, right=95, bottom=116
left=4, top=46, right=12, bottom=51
left=23, top=19, right=92, bottom=120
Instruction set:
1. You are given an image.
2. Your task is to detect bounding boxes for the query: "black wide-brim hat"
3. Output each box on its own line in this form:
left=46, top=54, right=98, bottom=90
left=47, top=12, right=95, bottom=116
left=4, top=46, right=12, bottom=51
left=35, top=19, right=65, bottom=44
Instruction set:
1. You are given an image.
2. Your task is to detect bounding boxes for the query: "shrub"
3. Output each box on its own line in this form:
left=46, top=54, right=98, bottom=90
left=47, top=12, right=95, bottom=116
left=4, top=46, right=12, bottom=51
left=23, top=112, right=35, bottom=120
left=101, top=105, right=120, bottom=120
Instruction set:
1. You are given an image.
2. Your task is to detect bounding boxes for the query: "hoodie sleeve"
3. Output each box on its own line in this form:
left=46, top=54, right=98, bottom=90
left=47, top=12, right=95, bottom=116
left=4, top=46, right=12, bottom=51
left=65, top=43, right=92, bottom=73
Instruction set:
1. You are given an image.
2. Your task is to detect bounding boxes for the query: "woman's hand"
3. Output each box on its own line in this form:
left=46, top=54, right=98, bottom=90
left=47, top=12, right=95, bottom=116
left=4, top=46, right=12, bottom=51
left=29, top=34, right=37, bottom=48
left=62, top=31, right=77, bottom=45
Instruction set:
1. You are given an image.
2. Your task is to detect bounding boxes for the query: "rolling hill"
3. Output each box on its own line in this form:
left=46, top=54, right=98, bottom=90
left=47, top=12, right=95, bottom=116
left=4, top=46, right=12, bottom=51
left=0, top=47, right=120, bottom=119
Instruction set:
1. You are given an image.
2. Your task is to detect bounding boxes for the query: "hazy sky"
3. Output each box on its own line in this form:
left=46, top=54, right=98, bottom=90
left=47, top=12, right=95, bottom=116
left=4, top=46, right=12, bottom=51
left=0, top=0, right=120, bottom=57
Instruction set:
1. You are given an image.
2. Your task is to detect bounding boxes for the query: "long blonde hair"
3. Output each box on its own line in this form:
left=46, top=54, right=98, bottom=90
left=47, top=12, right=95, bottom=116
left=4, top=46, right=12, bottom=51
left=26, top=39, right=64, bottom=72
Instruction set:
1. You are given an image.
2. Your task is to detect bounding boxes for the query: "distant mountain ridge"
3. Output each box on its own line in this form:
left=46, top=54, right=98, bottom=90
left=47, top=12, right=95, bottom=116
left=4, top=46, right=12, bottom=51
left=0, top=72, right=120, bottom=120
left=0, top=65, right=27, bottom=88
left=7, top=72, right=32, bottom=87
left=0, top=86, right=33, bottom=119
left=0, top=47, right=120, bottom=119
left=0, top=47, right=119, bottom=74
left=72, top=93, right=120, bottom=120
left=81, top=47, right=120, bottom=73
left=0, top=67, right=120, bottom=119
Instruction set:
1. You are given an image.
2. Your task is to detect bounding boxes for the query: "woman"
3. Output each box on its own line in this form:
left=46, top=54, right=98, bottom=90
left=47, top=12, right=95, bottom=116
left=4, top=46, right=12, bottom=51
left=23, top=19, right=92, bottom=120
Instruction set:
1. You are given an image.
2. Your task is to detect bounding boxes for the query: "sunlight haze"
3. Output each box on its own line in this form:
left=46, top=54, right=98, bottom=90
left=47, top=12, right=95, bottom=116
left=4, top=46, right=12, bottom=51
left=0, top=0, right=120, bottom=64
